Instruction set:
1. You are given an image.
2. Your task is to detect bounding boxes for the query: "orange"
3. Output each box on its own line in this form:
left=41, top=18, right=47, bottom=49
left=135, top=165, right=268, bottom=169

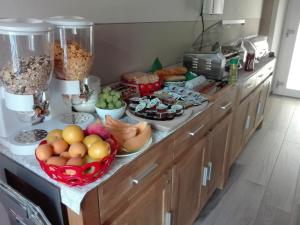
left=47, top=129, right=63, bottom=143
left=83, top=134, right=103, bottom=149
left=62, top=125, right=84, bottom=144
left=88, top=141, right=110, bottom=160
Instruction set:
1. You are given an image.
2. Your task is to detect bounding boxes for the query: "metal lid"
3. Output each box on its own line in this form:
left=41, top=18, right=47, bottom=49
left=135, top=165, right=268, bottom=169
left=0, top=18, right=53, bottom=35
left=46, top=16, right=93, bottom=28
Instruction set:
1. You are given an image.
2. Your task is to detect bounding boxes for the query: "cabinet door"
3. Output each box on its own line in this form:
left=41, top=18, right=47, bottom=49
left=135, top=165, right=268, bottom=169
left=229, top=98, right=249, bottom=166
left=173, top=137, right=208, bottom=225
left=207, top=112, right=233, bottom=197
left=109, top=171, right=172, bottom=225
left=255, top=77, right=272, bottom=127
left=244, top=90, right=260, bottom=144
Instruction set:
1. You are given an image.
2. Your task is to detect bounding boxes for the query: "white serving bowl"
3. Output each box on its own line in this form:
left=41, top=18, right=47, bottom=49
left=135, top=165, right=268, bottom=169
left=95, top=103, right=126, bottom=120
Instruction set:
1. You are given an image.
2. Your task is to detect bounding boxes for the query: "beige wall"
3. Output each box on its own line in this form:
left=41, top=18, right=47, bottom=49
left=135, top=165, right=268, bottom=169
left=259, top=0, right=289, bottom=53
left=0, top=0, right=264, bottom=84
left=93, top=19, right=260, bottom=84
left=0, top=0, right=263, bottom=23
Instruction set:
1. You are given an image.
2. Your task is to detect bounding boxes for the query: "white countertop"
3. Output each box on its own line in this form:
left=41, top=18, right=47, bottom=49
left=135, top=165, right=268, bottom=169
left=237, top=56, right=276, bottom=84
left=0, top=103, right=210, bottom=214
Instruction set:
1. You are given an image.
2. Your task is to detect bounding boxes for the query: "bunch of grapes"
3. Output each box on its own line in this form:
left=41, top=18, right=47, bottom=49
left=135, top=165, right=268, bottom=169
left=96, top=87, right=124, bottom=109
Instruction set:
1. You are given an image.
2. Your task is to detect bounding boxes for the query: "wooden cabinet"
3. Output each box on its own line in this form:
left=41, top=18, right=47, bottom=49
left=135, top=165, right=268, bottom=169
left=66, top=61, right=276, bottom=225
left=255, top=76, right=272, bottom=127
left=211, top=85, right=236, bottom=125
left=243, top=89, right=260, bottom=144
left=172, top=137, right=208, bottom=225
left=230, top=97, right=249, bottom=166
left=207, top=112, right=233, bottom=196
left=108, top=171, right=172, bottom=225
left=172, top=112, right=233, bottom=225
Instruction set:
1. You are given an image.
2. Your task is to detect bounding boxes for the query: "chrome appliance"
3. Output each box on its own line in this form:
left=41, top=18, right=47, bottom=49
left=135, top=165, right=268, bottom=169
left=183, top=44, right=245, bottom=80
left=243, top=36, right=269, bottom=60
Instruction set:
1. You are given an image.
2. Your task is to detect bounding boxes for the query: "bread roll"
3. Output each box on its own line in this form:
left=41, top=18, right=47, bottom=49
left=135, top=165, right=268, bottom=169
left=122, top=72, right=159, bottom=84
left=155, top=67, right=188, bottom=77
left=164, top=75, right=186, bottom=82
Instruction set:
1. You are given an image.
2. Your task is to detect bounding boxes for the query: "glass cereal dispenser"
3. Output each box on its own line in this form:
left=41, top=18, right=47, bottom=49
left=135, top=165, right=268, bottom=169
left=47, top=16, right=94, bottom=105
left=0, top=18, right=53, bottom=122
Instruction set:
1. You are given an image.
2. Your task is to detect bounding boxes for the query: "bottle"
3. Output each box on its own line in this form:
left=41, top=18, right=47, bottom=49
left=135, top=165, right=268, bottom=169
left=229, top=58, right=239, bottom=84
left=244, top=53, right=255, bottom=71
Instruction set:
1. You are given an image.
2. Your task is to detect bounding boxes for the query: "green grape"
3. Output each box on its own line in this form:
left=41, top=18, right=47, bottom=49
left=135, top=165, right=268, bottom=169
left=98, top=94, right=105, bottom=100
left=115, top=101, right=122, bottom=108
left=103, top=93, right=110, bottom=101
left=97, top=101, right=107, bottom=109
left=102, top=87, right=112, bottom=93
left=110, top=90, right=117, bottom=96
left=112, top=96, right=119, bottom=103
left=106, top=95, right=113, bottom=103
left=114, top=92, right=121, bottom=99
left=108, top=103, right=115, bottom=109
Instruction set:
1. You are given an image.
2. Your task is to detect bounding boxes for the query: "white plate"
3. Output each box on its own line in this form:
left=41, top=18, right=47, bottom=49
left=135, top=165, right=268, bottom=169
left=116, top=137, right=153, bottom=158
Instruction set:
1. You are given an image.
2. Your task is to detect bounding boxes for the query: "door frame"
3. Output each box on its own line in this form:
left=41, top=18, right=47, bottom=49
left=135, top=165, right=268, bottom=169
left=273, top=0, right=300, bottom=98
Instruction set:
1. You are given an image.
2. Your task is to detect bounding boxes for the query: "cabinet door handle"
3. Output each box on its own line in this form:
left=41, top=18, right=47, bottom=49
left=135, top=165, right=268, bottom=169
left=256, top=101, right=262, bottom=115
left=164, top=212, right=172, bottom=225
left=8, top=208, right=26, bottom=225
left=132, top=164, right=158, bottom=185
left=245, top=115, right=251, bottom=129
left=245, top=83, right=254, bottom=89
left=202, top=166, right=209, bottom=187
left=207, top=162, right=212, bottom=181
left=258, top=74, right=264, bottom=78
left=188, top=124, right=205, bottom=136
left=220, top=102, right=232, bottom=110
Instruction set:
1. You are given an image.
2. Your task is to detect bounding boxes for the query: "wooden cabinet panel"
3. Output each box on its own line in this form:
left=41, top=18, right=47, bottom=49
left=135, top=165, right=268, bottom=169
left=172, top=137, right=208, bottom=225
left=255, top=76, right=272, bottom=127
left=108, top=171, right=172, bottom=225
left=207, top=112, right=233, bottom=196
left=256, top=60, right=275, bottom=84
left=98, top=137, right=173, bottom=223
left=173, top=107, right=212, bottom=159
left=239, top=74, right=257, bottom=102
left=244, top=89, right=260, bottom=144
left=230, top=98, right=249, bottom=166
left=212, top=86, right=237, bottom=125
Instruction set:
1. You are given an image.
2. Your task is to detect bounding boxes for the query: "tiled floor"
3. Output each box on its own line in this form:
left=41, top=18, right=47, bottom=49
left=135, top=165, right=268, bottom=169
left=194, top=95, right=300, bottom=225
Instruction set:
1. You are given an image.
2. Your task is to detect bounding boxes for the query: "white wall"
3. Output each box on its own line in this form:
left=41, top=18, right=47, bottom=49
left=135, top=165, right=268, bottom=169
left=1, top=0, right=203, bottom=23
left=0, top=0, right=263, bottom=23
left=259, top=0, right=289, bottom=53
left=0, top=0, right=264, bottom=84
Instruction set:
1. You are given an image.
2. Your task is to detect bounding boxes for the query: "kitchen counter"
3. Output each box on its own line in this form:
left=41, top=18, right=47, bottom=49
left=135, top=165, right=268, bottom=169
left=0, top=56, right=276, bottom=217
left=237, top=56, right=276, bottom=83
left=0, top=103, right=209, bottom=214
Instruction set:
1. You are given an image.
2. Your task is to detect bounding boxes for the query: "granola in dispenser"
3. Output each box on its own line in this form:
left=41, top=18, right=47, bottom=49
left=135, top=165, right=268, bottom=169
left=54, top=41, right=93, bottom=81
left=0, top=55, right=52, bottom=95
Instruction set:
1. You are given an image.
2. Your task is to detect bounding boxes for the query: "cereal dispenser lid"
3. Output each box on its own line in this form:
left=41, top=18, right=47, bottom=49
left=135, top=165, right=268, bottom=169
left=47, top=16, right=93, bottom=28
left=0, top=18, right=53, bottom=35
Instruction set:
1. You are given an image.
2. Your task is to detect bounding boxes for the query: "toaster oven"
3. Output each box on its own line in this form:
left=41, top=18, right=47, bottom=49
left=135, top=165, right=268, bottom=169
left=183, top=45, right=244, bottom=80
left=243, top=36, right=269, bottom=60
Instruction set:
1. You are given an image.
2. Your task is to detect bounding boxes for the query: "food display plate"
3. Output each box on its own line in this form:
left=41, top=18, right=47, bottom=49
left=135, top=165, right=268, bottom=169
left=126, top=108, right=193, bottom=132
left=116, top=137, right=153, bottom=158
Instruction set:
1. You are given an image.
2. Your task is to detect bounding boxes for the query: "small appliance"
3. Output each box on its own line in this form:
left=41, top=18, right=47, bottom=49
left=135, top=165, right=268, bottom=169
left=243, top=36, right=269, bottom=61
left=183, top=42, right=246, bottom=80
left=0, top=17, right=96, bottom=155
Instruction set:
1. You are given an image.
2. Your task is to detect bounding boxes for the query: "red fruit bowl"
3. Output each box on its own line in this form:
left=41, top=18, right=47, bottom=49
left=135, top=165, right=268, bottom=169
left=35, top=135, right=120, bottom=187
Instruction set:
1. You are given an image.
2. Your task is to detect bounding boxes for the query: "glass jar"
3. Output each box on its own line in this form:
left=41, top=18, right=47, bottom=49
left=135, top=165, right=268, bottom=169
left=47, top=16, right=94, bottom=81
left=0, top=18, right=54, bottom=95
